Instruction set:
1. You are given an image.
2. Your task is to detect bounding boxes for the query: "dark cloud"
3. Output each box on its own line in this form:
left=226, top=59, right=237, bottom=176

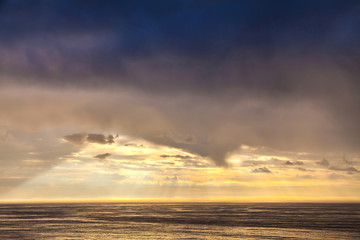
left=244, top=159, right=305, bottom=168
left=345, top=167, right=359, bottom=173
left=252, top=167, right=271, bottom=173
left=284, top=160, right=304, bottom=166
left=293, top=161, right=304, bottom=165
left=107, top=134, right=115, bottom=144
left=298, top=167, right=314, bottom=172
left=94, top=153, right=111, bottom=160
left=160, top=154, right=192, bottom=159
left=124, top=143, right=144, bottom=147
left=0, top=0, right=359, bottom=91
left=329, top=166, right=359, bottom=173
left=63, top=133, right=87, bottom=145
left=64, top=133, right=115, bottom=145
left=317, top=159, right=330, bottom=167
left=87, top=134, right=114, bottom=144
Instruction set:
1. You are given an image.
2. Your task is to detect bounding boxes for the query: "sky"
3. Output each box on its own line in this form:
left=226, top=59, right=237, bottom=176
left=0, top=0, right=359, bottom=202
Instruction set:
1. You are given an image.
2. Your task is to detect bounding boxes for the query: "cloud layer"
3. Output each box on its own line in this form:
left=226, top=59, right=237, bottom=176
left=1, top=85, right=358, bottom=166
left=0, top=0, right=359, bottom=166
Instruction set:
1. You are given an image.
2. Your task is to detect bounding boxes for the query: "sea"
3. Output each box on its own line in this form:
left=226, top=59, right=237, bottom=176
left=0, top=203, right=359, bottom=239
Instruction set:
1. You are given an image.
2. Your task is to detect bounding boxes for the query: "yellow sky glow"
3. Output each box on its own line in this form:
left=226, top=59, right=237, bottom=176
left=1, top=134, right=359, bottom=202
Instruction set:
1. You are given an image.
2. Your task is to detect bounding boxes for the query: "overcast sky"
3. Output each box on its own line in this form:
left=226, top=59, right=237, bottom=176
left=0, top=0, right=359, bottom=202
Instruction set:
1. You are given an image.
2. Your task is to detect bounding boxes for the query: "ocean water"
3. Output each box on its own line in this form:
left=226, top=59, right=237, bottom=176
left=0, top=203, right=359, bottom=239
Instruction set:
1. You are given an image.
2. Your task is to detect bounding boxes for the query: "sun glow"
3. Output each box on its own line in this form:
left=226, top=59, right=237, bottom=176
left=1, top=133, right=359, bottom=202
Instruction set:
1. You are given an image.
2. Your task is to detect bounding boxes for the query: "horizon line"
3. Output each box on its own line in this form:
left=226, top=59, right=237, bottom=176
left=1, top=196, right=359, bottom=204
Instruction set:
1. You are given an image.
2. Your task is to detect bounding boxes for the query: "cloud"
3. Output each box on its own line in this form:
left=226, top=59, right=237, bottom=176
left=63, top=133, right=87, bottom=145
left=87, top=134, right=114, bottom=144
left=160, top=154, right=192, bottom=159
left=329, top=166, right=359, bottom=173
left=94, top=153, right=112, bottom=160
left=317, top=159, right=330, bottom=167
left=0, top=1, right=359, bottom=167
left=293, top=161, right=304, bottom=165
left=298, top=167, right=313, bottom=172
left=243, top=158, right=305, bottom=168
left=241, top=160, right=263, bottom=167
left=284, top=160, right=305, bottom=166
left=346, top=167, right=359, bottom=173
left=124, top=143, right=143, bottom=147
left=0, top=1, right=359, bottom=201
left=252, top=167, right=271, bottom=173
left=1, top=85, right=358, bottom=167
left=63, top=133, right=115, bottom=145
left=1, top=0, right=359, bottom=86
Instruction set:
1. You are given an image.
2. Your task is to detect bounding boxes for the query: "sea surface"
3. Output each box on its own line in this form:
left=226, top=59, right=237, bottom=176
left=0, top=203, right=359, bottom=239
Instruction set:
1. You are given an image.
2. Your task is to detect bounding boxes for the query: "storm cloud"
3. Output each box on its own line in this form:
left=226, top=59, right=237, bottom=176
left=0, top=0, right=359, bottom=167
